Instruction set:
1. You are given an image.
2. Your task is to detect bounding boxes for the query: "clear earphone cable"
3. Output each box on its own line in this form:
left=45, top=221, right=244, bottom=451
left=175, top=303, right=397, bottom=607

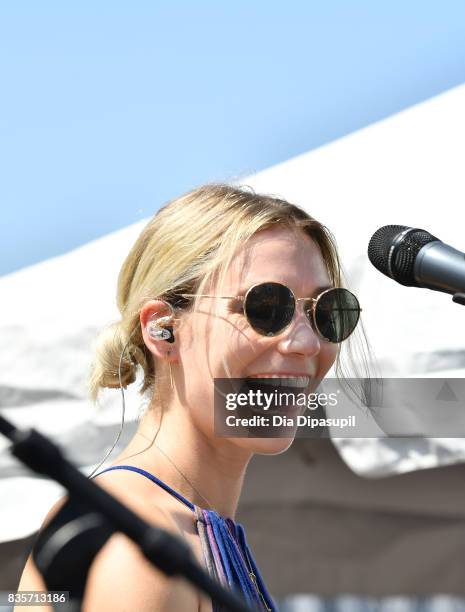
left=85, top=314, right=219, bottom=514
left=86, top=326, right=138, bottom=479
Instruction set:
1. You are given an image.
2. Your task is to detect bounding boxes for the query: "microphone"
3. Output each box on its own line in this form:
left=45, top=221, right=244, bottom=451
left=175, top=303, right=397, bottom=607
left=368, top=225, right=465, bottom=305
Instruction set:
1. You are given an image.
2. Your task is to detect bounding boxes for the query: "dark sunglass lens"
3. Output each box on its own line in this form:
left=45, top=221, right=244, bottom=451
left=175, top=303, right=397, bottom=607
left=315, top=288, right=360, bottom=342
left=245, top=283, right=295, bottom=336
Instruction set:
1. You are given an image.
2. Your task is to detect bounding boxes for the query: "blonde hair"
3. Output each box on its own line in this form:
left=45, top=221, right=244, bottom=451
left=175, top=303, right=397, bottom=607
left=88, top=182, right=372, bottom=404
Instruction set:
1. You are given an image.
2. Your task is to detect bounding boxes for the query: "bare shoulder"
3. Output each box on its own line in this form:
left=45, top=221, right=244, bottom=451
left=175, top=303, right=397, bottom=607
left=83, top=471, right=200, bottom=612
left=17, top=473, right=204, bottom=612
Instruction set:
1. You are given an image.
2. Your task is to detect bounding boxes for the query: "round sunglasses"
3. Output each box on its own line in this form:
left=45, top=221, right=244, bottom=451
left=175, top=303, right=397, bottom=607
left=180, top=282, right=361, bottom=343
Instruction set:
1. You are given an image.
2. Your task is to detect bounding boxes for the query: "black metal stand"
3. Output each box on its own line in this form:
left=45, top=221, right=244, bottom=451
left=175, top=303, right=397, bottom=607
left=0, top=413, right=254, bottom=612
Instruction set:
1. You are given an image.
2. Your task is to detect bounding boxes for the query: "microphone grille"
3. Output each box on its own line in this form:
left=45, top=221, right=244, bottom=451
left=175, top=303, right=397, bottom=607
left=368, top=225, right=409, bottom=276
left=368, top=225, right=438, bottom=285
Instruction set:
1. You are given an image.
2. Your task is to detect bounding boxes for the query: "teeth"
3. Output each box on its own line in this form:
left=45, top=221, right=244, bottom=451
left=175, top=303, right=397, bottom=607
left=246, top=375, right=310, bottom=388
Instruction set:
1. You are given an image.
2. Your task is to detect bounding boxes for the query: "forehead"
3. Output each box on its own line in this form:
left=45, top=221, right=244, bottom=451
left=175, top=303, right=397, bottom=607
left=224, top=226, right=331, bottom=295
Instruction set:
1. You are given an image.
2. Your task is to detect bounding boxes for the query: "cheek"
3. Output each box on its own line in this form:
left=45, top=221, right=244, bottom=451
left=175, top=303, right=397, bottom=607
left=204, top=316, right=267, bottom=376
left=317, top=343, right=339, bottom=377
left=182, top=322, right=249, bottom=394
left=226, top=331, right=276, bottom=376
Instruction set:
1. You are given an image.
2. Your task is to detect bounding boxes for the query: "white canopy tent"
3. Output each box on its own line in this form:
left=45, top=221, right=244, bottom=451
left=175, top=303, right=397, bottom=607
left=1, top=84, right=465, bottom=549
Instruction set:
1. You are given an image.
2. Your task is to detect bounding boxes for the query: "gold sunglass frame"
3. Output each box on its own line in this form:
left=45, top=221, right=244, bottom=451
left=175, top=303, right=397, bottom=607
left=179, top=282, right=361, bottom=343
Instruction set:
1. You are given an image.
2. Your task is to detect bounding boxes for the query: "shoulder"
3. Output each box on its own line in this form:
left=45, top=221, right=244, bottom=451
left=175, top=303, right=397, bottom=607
left=18, top=472, right=203, bottom=612
left=85, top=471, right=200, bottom=611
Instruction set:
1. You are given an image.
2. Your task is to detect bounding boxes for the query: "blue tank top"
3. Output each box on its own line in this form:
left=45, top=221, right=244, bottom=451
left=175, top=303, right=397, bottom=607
left=93, top=465, right=277, bottom=611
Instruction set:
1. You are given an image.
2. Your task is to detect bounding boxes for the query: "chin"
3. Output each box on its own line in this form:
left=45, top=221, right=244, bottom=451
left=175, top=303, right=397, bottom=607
left=232, top=435, right=296, bottom=456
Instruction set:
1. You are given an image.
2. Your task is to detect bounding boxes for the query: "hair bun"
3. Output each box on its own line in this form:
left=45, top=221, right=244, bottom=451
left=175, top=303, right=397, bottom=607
left=88, top=322, right=138, bottom=400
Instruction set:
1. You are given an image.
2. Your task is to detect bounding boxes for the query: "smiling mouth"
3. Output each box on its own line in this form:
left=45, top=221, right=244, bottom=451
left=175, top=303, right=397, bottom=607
left=239, top=378, right=305, bottom=417
left=244, top=376, right=311, bottom=389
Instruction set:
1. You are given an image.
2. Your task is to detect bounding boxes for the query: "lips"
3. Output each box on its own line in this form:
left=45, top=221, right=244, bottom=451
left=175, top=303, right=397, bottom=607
left=240, top=376, right=306, bottom=418
left=245, top=374, right=311, bottom=389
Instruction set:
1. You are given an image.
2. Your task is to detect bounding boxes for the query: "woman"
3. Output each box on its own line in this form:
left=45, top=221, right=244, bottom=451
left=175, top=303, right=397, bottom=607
left=17, top=183, right=363, bottom=611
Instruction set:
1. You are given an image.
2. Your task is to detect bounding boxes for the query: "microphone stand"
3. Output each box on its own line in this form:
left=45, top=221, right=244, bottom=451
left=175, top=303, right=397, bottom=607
left=0, top=413, right=254, bottom=612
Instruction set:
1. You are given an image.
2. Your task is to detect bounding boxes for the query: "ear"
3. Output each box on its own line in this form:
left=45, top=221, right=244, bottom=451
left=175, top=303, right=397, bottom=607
left=140, top=300, right=178, bottom=363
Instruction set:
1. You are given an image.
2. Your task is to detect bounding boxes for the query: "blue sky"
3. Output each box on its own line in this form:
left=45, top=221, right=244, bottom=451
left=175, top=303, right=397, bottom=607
left=2, top=2, right=465, bottom=276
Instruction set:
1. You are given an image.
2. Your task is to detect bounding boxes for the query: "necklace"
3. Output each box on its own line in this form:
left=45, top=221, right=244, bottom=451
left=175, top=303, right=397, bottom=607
left=135, top=431, right=271, bottom=610
left=243, top=545, right=272, bottom=612
left=135, top=430, right=217, bottom=512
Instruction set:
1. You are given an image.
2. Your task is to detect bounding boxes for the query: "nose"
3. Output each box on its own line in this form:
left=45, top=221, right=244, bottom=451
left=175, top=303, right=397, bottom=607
left=275, top=302, right=321, bottom=357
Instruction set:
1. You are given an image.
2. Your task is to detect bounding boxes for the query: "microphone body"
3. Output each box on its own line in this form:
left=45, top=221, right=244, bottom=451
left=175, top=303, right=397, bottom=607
left=368, top=225, right=465, bottom=296
left=414, top=241, right=465, bottom=294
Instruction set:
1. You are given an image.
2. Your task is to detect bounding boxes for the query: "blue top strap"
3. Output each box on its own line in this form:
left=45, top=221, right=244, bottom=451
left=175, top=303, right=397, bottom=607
left=91, top=464, right=195, bottom=511
left=91, top=463, right=277, bottom=611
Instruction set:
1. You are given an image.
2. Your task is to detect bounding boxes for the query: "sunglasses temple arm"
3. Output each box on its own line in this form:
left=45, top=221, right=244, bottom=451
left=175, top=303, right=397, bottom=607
left=179, top=294, right=242, bottom=300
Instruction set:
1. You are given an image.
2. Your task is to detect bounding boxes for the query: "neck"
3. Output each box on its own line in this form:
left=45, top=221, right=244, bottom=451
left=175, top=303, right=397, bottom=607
left=113, top=399, right=253, bottom=519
